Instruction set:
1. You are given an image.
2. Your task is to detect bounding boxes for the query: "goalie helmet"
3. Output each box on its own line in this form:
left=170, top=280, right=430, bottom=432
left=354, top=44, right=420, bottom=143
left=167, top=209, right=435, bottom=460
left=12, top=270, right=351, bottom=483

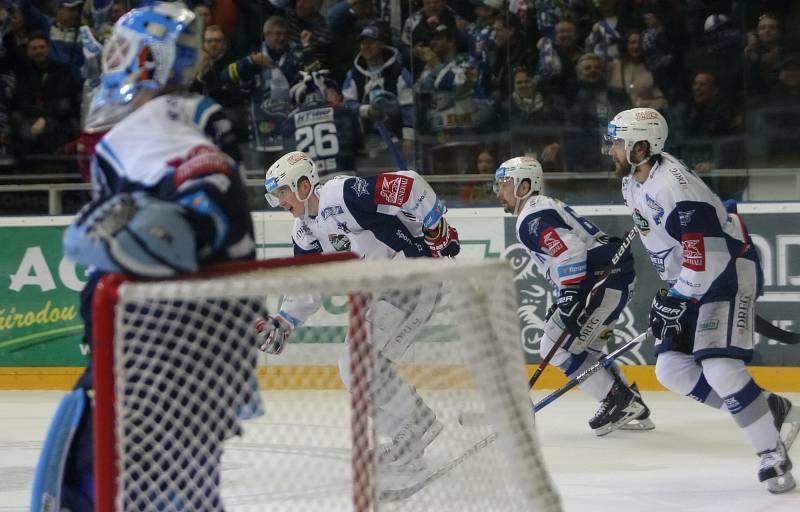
left=494, top=156, right=543, bottom=198
left=605, top=108, right=668, bottom=166
left=264, top=151, right=320, bottom=207
left=84, top=2, right=203, bottom=131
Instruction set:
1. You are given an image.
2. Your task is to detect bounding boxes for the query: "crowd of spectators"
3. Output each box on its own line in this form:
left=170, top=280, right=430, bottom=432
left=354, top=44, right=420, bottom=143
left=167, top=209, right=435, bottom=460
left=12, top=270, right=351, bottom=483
left=1, top=0, right=800, bottom=204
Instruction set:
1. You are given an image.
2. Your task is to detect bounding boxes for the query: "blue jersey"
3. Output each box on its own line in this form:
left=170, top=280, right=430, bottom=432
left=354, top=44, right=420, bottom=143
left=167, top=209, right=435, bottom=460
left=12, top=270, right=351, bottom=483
left=282, top=101, right=362, bottom=177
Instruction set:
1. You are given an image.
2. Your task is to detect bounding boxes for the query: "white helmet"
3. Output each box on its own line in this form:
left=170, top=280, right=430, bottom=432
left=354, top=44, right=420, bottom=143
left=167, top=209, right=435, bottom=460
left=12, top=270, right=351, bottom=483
left=494, top=156, right=543, bottom=213
left=605, top=108, right=668, bottom=167
left=264, top=151, right=320, bottom=207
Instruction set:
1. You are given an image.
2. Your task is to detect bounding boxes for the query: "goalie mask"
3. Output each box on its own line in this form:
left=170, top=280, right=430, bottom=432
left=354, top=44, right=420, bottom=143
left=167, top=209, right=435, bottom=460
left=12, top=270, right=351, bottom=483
left=84, top=2, right=203, bottom=132
left=604, top=108, right=668, bottom=168
left=494, top=156, right=543, bottom=215
left=265, top=151, right=320, bottom=208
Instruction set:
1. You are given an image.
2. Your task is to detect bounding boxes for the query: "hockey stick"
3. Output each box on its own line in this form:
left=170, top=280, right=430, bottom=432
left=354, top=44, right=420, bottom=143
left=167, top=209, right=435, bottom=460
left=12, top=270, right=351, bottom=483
left=755, top=315, right=800, bottom=345
left=533, top=332, right=646, bottom=412
left=527, top=229, right=638, bottom=389
left=379, top=431, right=498, bottom=501
left=375, top=121, right=408, bottom=170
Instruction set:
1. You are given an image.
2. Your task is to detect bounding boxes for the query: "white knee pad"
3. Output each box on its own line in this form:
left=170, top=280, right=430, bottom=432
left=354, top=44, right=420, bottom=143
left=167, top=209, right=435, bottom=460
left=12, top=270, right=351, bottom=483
left=538, top=333, right=572, bottom=369
left=655, top=351, right=702, bottom=395
left=700, top=357, right=751, bottom=397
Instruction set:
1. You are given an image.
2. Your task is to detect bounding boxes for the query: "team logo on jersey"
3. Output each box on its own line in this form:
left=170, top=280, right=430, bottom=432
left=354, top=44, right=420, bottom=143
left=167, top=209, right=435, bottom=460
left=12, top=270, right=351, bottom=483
left=645, top=194, right=664, bottom=225
left=539, top=228, right=567, bottom=257
left=646, top=247, right=673, bottom=274
left=681, top=233, right=705, bottom=271
left=678, top=209, right=695, bottom=227
left=321, top=205, right=344, bottom=219
left=632, top=209, right=650, bottom=235
left=351, top=177, right=369, bottom=198
left=375, top=174, right=413, bottom=206
left=328, top=234, right=351, bottom=251
left=527, top=217, right=542, bottom=236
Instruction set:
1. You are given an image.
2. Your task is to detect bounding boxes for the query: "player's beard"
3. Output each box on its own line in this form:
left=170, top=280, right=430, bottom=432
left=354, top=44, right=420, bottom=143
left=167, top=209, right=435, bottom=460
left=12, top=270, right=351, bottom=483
left=612, top=157, right=630, bottom=178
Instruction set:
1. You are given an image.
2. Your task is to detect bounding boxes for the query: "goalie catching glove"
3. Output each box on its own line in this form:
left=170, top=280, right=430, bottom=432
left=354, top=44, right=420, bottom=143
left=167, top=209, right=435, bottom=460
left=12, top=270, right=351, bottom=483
left=255, top=315, right=293, bottom=354
left=423, top=218, right=460, bottom=258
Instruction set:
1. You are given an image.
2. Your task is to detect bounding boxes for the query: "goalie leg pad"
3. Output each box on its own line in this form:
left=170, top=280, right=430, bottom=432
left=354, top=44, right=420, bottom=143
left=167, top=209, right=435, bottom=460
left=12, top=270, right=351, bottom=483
left=31, top=389, right=88, bottom=512
left=369, top=284, right=440, bottom=361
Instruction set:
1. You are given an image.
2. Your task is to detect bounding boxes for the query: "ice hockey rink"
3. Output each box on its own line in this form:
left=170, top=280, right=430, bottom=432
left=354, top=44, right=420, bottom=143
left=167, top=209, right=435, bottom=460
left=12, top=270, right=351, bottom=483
left=2, top=390, right=799, bottom=512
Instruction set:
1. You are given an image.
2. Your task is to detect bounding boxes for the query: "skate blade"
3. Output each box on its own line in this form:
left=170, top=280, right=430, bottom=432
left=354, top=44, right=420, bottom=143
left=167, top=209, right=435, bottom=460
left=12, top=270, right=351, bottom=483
left=781, top=407, right=800, bottom=451
left=594, top=403, right=646, bottom=437
left=379, top=457, right=427, bottom=474
left=766, top=472, right=796, bottom=494
left=619, top=417, right=655, bottom=431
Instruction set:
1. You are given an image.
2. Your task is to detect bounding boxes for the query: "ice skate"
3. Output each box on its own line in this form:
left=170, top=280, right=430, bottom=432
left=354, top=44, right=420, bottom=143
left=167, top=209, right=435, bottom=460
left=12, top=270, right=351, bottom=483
left=589, top=379, right=646, bottom=436
left=768, top=393, right=800, bottom=451
left=618, top=382, right=655, bottom=431
left=377, top=412, right=444, bottom=470
left=758, top=440, right=796, bottom=494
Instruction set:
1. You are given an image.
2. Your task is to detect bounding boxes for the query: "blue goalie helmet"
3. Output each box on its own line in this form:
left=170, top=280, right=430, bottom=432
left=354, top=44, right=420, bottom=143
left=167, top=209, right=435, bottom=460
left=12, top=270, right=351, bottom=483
left=84, top=2, right=202, bottom=131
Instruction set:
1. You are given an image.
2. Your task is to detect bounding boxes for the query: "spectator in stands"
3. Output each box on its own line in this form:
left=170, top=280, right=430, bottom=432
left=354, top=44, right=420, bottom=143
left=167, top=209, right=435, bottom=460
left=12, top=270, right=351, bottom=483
left=415, top=23, right=479, bottom=135
left=342, top=24, right=414, bottom=164
left=459, top=148, right=496, bottom=205
left=402, top=0, right=461, bottom=76
left=490, top=15, right=536, bottom=99
left=193, top=2, right=212, bottom=28
left=504, top=66, right=565, bottom=171
left=560, top=52, right=630, bottom=171
left=326, top=0, right=376, bottom=84
left=606, top=30, right=667, bottom=110
left=683, top=70, right=743, bottom=143
left=193, top=25, right=241, bottom=108
left=744, top=13, right=784, bottom=97
left=748, top=55, right=800, bottom=168
left=286, top=0, right=333, bottom=72
left=464, top=0, right=499, bottom=100
left=0, top=3, right=19, bottom=156
left=640, top=9, right=683, bottom=104
left=686, top=13, right=744, bottom=101
left=10, top=32, right=81, bottom=159
left=585, top=0, right=622, bottom=62
left=17, top=0, right=84, bottom=79
left=222, top=15, right=302, bottom=158
left=537, top=18, right=583, bottom=93
left=5, top=2, right=30, bottom=61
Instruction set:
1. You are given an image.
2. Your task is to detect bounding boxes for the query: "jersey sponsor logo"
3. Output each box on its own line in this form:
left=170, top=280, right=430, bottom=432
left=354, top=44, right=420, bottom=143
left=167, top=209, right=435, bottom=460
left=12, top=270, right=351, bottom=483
left=375, top=174, right=413, bottom=207
left=527, top=217, right=542, bottom=236
left=539, top=227, right=567, bottom=257
left=646, top=247, right=673, bottom=273
left=724, top=396, right=744, bottom=414
left=321, top=205, right=344, bottom=219
left=351, top=177, right=369, bottom=197
left=287, top=152, right=307, bottom=165
left=172, top=146, right=231, bottom=187
left=698, top=319, right=719, bottom=332
left=557, top=262, right=587, bottom=277
left=635, top=110, right=660, bottom=121
left=681, top=233, right=705, bottom=271
left=328, top=234, right=351, bottom=251
left=669, top=168, right=689, bottom=186
left=632, top=209, right=650, bottom=235
left=336, top=221, right=351, bottom=233
left=735, top=294, right=752, bottom=330
left=294, top=107, right=335, bottom=127
left=645, top=194, right=664, bottom=225
left=295, top=223, right=313, bottom=239
left=679, top=209, right=695, bottom=227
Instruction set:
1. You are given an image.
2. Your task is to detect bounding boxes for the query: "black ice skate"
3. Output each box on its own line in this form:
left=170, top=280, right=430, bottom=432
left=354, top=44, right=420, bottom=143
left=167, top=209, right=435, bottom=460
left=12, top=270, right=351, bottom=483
left=768, top=393, right=800, bottom=451
left=758, top=440, right=796, bottom=494
left=589, top=380, right=646, bottom=436
left=618, top=382, right=656, bottom=431
left=377, top=410, right=444, bottom=471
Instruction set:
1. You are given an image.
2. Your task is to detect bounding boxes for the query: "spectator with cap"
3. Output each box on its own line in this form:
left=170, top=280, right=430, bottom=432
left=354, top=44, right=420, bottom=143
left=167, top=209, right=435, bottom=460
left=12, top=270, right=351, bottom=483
left=402, top=0, right=462, bottom=77
left=17, top=0, right=84, bottom=79
left=415, top=23, right=479, bottom=135
left=342, top=23, right=414, bottom=164
left=489, top=14, right=537, bottom=99
left=327, top=0, right=376, bottom=84
left=286, top=0, right=333, bottom=72
left=9, top=31, right=81, bottom=159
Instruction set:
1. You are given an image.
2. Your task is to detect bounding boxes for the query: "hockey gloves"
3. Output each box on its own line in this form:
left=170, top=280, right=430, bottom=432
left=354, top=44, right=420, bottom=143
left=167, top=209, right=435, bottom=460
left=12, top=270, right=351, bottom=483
left=423, top=218, right=460, bottom=258
left=256, top=315, right=293, bottom=354
left=649, top=289, right=688, bottom=340
left=557, top=286, right=585, bottom=336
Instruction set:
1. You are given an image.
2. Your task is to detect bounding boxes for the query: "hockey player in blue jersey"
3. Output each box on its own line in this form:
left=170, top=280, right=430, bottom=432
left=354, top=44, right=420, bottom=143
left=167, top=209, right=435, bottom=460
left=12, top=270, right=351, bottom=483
left=31, top=4, right=261, bottom=511
left=282, top=69, right=363, bottom=177
left=494, top=156, right=654, bottom=436
left=607, top=107, right=800, bottom=493
left=258, top=151, right=459, bottom=470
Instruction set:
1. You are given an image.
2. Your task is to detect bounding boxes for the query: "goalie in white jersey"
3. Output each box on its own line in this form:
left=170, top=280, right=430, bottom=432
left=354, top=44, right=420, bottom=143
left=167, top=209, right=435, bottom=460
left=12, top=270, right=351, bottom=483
left=258, top=151, right=460, bottom=469
left=607, top=107, right=800, bottom=493
left=494, top=156, right=654, bottom=436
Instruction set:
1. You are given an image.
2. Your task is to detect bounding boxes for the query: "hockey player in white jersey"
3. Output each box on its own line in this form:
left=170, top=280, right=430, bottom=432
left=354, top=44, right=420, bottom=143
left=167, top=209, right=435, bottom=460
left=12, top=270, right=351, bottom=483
left=494, top=156, right=654, bottom=436
left=32, top=4, right=261, bottom=511
left=259, top=150, right=460, bottom=469
left=607, top=107, right=800, bottom=493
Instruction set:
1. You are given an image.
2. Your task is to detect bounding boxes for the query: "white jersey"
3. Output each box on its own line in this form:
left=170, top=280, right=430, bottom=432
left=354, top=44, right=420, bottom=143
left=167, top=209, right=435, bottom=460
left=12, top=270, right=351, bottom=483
left=279, top=170, right=445, bottom=327
left=515, top=194, right=631, bottom=292
left=621, top=152, right=752, bottom=300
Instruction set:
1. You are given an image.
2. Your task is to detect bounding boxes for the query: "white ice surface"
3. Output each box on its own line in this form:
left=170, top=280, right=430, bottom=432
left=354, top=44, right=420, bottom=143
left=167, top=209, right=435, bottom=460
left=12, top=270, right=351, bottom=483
left=2, top=390, right=800, bottom=511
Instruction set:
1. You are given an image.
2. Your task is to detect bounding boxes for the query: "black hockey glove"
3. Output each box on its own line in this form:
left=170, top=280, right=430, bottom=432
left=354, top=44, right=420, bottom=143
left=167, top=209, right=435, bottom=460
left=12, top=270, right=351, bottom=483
left=557, top=286, right=585, bottom=336
left=649, top=289, right=688, bottom=340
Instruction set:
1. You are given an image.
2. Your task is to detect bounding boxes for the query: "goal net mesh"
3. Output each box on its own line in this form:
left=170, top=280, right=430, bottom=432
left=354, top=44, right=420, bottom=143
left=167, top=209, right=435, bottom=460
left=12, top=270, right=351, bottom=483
left=94, top=256, right=561, bottom=512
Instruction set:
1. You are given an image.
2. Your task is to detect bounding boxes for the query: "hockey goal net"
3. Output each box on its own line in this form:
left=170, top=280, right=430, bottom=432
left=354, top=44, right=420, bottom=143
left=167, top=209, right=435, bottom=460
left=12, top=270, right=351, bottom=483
left=93, top=253, right=561, bottom=511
